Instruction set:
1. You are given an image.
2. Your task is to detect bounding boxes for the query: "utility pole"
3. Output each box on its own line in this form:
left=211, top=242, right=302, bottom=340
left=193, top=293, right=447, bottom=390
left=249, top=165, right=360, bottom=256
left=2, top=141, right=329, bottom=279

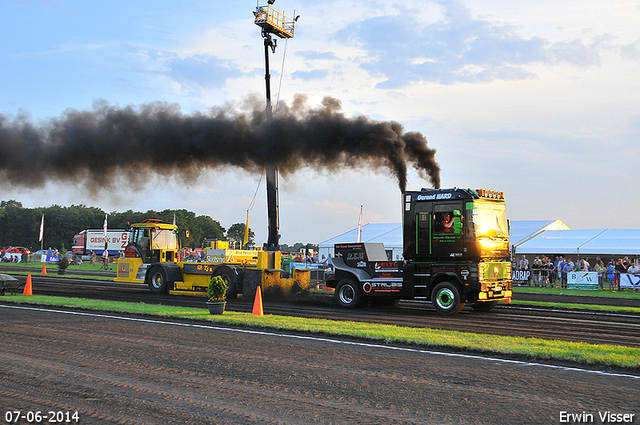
left=253, top=1, right=298, bottom=250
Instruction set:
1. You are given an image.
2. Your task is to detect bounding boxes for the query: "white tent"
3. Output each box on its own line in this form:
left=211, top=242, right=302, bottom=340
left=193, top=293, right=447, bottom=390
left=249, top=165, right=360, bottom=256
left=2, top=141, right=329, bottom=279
left=510, top=220, right=570, bottom=247
left=318, top=220, right=640, bottom=260
left=318, top=220, right=565, bottom=260
left=318, top=223, right=403, bottom=260
left=515, top=229, right=640, bottom=257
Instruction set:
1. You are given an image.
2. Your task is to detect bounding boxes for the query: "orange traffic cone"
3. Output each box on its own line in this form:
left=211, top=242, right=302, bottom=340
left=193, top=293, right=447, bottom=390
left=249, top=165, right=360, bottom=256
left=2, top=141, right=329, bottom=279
left=23, top=273, right=33, bottom=296
left=503, top=297, right=512, bottom=303
left=41, top=263, right=47, bottom=275
left=252, top=286, right=264, bottom=316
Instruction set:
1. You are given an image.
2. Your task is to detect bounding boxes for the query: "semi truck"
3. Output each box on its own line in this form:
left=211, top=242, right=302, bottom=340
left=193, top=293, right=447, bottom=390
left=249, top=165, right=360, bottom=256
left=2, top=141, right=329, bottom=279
left=72, top=229, right=128, bottom=256
left=326, top=188, right=513, bottom=315
left=114, top=219, right=309, bottom=299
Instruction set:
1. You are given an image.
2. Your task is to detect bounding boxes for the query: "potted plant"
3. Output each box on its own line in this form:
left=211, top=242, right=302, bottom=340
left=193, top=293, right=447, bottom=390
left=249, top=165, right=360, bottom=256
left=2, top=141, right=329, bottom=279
left=57, top=250, right=69, bottom=275
left=206, top=275, right=227, bottom=314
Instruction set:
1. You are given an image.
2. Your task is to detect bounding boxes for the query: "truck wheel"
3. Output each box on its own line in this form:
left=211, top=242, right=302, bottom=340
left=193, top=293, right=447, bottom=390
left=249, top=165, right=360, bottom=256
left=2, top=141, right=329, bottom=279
left=432, top=282, right=464, bottom=315
left=214, top=266, right=237, bottom=299
left=335, top=279, right=362, bottom=308
left=471, top=301, right=498, bottom=312
left=148, top=266, right=168, bottom=294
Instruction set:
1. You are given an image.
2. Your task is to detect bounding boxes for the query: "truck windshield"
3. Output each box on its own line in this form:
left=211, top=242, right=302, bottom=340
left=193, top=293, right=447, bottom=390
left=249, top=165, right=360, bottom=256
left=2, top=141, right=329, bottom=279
left=470, top=201, right=509, bottom=256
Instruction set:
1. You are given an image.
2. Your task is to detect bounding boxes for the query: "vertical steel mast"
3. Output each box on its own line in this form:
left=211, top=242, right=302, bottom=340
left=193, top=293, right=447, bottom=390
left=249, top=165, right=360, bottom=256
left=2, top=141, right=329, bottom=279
left=253, top=2, right=297, bottom=250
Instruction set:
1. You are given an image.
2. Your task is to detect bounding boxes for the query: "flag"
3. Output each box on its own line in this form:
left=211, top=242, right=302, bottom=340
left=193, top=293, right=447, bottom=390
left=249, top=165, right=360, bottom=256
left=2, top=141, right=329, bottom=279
left=356, top=205, right=363, bottom=243
left=38, top=214, right=44, bottom=241
left=103, top=214, right=108, bottom=238
left=243, top=210, right=250, bottom=245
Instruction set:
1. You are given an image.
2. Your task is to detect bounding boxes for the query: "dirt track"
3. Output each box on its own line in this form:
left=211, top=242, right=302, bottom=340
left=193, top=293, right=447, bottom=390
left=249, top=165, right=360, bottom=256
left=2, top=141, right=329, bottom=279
left=1, top=305, right=639, bottom=424
left=4, top=270, right=640, bottom=348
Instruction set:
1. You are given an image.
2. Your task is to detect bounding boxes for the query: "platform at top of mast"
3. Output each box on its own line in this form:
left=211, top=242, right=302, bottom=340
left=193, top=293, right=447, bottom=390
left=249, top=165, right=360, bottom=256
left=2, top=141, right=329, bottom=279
left=254, top=5, right=295, bottom=39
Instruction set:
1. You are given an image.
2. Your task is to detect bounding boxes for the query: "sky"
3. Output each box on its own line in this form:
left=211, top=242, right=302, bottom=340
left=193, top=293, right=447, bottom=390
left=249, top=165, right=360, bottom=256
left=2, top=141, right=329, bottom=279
left=1, top=0, right=640, bottom=246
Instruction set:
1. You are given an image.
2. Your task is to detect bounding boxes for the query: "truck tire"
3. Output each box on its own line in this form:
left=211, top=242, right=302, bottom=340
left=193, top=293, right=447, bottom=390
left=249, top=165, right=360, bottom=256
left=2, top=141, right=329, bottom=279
left=214, top=266, right=237, bottom=299
left=148, top=266, right=168, bottom=294
left=335, top=279, right=362, bottom=308
left=471, top=300, right=498, bottom=312
left=432, top=282, right=464, bottom=315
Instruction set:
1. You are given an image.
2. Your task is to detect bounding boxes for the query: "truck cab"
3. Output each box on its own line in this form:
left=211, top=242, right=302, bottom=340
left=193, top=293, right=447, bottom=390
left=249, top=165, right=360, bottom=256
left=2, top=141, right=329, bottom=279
left=326, top=188, right=513, bottom=315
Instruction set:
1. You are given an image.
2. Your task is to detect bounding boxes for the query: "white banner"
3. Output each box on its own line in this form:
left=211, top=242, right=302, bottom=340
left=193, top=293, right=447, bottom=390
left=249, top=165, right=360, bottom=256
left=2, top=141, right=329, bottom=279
left=619, top=273, right=640, bottom=289
left=567, top=272, right=598, bottom=289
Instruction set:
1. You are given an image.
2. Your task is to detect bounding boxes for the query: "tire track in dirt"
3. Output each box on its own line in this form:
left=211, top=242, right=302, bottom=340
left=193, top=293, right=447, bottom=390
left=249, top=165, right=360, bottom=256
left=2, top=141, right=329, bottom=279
left=2, top=306, right=640, bottom=424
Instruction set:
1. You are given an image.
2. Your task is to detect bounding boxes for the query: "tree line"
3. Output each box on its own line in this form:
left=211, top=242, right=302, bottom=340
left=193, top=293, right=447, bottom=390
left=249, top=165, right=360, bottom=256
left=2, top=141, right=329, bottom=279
left=0, top=200, right=256, bottom=251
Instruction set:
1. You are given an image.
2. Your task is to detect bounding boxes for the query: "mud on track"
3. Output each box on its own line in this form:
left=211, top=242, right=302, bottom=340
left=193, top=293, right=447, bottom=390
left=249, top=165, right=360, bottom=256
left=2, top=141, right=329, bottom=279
left=1, top=305, right=639, bottom=425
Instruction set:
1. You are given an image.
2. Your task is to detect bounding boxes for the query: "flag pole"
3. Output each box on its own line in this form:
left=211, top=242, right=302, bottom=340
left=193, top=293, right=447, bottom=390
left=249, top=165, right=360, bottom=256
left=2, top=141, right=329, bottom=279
left=356, top=205, right=363, bottom=243
left=39, top=214, right=44, bottom=251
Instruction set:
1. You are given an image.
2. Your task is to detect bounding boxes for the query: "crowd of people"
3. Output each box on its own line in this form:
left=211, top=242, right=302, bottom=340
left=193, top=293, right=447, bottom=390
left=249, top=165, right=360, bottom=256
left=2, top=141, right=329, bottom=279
left=517, top=254, right=639, bottom=290
left=1, top=247, right=31, bottom=263
left=289, top=251, right=327, bottom=264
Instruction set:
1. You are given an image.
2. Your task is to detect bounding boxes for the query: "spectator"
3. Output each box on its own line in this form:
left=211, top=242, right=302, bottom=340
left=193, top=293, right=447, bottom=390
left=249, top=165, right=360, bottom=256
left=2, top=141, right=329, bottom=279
left=519, top=255, right=529, bottom=271
left=561, top=259, right=573, bottom=288
left=546, top=259, right=555, bottom=287
left=553, top=256, right=563, bottom=284
left=326, top=253, right=334, bottom=272
left=532, top=256, right=541, bottom=285
left=606, top=262, right=616, bottom=290
left=615, top=259, right=627, bottom=290
left=594, top=260, right=606, bottom=289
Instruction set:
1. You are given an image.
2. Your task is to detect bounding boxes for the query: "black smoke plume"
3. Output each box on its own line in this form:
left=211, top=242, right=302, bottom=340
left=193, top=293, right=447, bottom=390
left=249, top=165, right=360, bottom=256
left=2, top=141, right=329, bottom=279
left=0, top=95, right=440, bottom=192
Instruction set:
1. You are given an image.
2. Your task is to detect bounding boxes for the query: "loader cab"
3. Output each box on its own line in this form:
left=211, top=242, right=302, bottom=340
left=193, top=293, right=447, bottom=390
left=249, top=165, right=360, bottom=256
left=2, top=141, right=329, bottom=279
left=126, top=220, right=179, bottom=263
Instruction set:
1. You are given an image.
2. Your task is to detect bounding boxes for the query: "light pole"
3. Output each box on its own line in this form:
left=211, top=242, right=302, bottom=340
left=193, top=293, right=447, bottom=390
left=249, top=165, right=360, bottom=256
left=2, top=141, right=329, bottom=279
left=253, top=2, right=297, bottom=250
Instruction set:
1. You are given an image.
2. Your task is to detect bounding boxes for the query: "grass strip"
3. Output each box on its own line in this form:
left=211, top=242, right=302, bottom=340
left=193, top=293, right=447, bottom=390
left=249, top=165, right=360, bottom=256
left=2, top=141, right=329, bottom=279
left=3, top=295, right=639, bottom=369
left=2, top=270, right=114, bottom=281
left=510, top=299, right=640, bottom=313
left=514, top=286, right=640, bottom=299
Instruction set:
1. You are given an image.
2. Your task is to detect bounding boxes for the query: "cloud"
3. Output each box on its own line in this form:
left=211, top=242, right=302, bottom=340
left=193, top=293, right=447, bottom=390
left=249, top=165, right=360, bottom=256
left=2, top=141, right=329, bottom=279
left=621, top=37, right=640, bottom=60
left=296, top=50, right=338, bottom=60
left=291, top=69, right=330, bottom=81
left=336, top=0, right=601, bottom=88
left=165, top=54, right=242, bottom=92
left=548, top=39, right=601, bottom=67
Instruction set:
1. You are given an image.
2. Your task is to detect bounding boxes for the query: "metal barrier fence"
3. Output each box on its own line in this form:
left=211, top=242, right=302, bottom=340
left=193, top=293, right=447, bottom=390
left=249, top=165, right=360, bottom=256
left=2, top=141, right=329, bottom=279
left=513, top=267, right=634, bottom=290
